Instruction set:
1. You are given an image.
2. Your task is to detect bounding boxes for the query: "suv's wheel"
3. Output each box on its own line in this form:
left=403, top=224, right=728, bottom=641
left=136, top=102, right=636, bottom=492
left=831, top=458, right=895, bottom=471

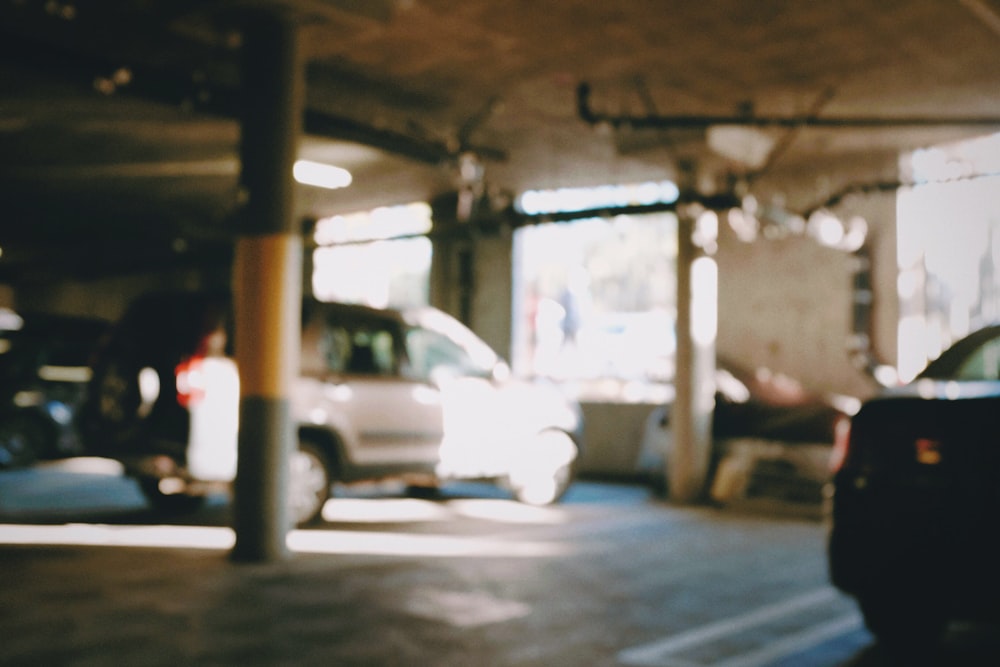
left=289, top=439, right=331, bottom=526
left=507, top=430, right=578, bottom=506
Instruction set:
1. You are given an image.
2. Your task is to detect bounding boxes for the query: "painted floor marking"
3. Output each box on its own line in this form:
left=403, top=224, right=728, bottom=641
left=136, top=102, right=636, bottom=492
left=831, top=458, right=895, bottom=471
left=711, top=613, right=862, bottom=667
left=618, top=587, right=860, bottom=666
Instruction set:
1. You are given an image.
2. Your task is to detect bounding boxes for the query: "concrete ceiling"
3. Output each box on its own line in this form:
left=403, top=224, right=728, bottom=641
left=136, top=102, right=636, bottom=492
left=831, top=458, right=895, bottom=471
left=2, top=0, right=1000, bottom=282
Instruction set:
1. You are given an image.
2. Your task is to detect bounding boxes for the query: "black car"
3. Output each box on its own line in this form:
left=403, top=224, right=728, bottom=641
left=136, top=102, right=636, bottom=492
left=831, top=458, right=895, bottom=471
left=829, top=324, right=1000, bottom=646
left=638, top=357, right=852, bottom=503
left=0, top=311, right=109, bottom=468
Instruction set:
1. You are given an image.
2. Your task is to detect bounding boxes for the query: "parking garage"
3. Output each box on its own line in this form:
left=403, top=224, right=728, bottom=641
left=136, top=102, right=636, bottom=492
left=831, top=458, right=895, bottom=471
left=3, top=1, right=1000, bottom=664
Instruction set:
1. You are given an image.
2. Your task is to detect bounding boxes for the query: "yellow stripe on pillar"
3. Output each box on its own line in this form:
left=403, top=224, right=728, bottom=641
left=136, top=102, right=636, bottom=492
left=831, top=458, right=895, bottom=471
left=233, top=232, right=303, bottom=399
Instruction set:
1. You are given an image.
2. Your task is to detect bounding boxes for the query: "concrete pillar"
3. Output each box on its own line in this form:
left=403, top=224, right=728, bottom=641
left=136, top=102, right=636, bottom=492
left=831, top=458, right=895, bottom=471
left=470, top=231, right=514, bottom=360
left=429, top=195, right=474, bottom=324
left=428, top=198, right=514, bottom=358
left=668, top=204, right=716, bottom=503
left=230, top=10, right=304, bottom=563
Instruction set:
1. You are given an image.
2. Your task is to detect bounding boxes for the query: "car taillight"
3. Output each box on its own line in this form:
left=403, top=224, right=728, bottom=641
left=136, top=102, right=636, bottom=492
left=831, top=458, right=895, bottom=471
left=175, top=356, right=206, bottom=407
left=829, top=415, right=852, bottom=473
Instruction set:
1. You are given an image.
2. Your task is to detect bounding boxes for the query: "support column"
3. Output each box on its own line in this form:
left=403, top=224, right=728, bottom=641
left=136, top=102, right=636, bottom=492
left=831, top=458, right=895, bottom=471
left=230, top=11, right=304, bottom=563
left=668, top=204, right=717, bottom=504
left=429, top=193, right=475, bottom=325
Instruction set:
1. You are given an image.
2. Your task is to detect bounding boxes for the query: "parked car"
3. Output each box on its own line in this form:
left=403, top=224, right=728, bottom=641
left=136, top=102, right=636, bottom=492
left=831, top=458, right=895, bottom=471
left=77, top=291, right=583, bottom=526
left=0, top=310, right=109, bottom=468
left=637, top=357, right=853, bottom=503
left=829, top=324, right=1000, bottom=646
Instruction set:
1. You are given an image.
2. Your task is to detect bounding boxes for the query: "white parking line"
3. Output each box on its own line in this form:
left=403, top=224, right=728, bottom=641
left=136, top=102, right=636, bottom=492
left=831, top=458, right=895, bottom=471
left=617, top=588, right=860, bottom=667
left=712, top=614, right=862, bottom=667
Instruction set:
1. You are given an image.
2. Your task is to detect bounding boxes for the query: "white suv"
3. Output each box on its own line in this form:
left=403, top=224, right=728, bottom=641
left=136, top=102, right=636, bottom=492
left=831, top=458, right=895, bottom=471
left=79, top=291, right=583, bottom=525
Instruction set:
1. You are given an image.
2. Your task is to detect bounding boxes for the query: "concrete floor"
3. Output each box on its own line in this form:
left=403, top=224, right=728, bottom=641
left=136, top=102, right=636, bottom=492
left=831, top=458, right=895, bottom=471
left=1, top=460, right=999, bottom=666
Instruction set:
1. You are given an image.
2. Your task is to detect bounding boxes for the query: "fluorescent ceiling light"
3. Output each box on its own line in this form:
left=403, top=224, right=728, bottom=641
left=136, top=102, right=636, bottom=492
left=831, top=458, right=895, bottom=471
left=517, top=180, right=679, bottom=215
left=294, top=159, right=353, bottom=189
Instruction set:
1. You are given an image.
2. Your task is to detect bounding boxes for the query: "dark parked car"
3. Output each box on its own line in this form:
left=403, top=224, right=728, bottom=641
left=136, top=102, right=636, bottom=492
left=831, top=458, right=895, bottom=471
left=78, top=291, right=583, bottom=526
left=638, top=357, right=854, bottom=503
left=829, top=324, right=1000, bottom=645
left=0, top=310, right=109, bottom=468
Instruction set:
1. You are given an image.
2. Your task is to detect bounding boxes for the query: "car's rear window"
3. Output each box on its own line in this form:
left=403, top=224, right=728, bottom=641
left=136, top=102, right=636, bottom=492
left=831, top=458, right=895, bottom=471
left=919, top=326, right=1000, bottom=381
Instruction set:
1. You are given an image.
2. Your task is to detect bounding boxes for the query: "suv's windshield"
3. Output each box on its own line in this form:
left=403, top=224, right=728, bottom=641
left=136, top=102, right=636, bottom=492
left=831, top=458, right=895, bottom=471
left=403, top=308, right=499, bottom=381
left=406, top=327, right=493, bottom=380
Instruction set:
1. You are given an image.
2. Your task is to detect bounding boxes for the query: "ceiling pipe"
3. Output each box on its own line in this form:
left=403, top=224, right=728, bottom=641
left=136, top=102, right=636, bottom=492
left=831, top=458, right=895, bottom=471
left=577, top=82, right=1000, bottom=130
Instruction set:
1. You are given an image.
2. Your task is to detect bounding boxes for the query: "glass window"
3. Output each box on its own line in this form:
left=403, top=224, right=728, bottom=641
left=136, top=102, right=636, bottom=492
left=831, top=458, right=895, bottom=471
left=320, top=325, right=352, bottom=374
left=307, top=314, right=399, bottom=377
left=346, top=329, right=396, bottom=376
left=954, top=337, right=1000, bottom=380
left=405, top=327, right=492, bottom=382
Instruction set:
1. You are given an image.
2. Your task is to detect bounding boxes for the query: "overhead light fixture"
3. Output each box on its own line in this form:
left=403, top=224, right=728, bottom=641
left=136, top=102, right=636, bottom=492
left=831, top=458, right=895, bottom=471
left=293, top=160, right=353, bottom=190
left=727, top=197, right=867, bottom=252
left=808, top=209, right=845, bottom=247
left=516, top=180, right=679, bottom=216
left=706, top=126, right=776, bottom=170
left=807, top=210, right=869, bottom=252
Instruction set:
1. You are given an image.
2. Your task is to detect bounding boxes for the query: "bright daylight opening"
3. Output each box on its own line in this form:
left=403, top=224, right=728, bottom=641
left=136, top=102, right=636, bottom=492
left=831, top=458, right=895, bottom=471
left=516, top=180, right=680, bottom=215
left=512, top=208, right=678, bottom=403
left=309, top=188, right=689, bottom=406
left=312, top=202, right=433, bottom=308
left=896, top=132, right=1000, bottom=382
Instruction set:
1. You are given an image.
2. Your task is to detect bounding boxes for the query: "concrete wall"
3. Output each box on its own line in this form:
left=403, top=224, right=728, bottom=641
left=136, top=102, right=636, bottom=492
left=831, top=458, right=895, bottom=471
left=716, top=193, right=896, bottom=402
left=576, top=401, right=659, bottom=475
left=469, top=232, right=514, bottom=360
left=717, top=226, right=865, bottom=399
